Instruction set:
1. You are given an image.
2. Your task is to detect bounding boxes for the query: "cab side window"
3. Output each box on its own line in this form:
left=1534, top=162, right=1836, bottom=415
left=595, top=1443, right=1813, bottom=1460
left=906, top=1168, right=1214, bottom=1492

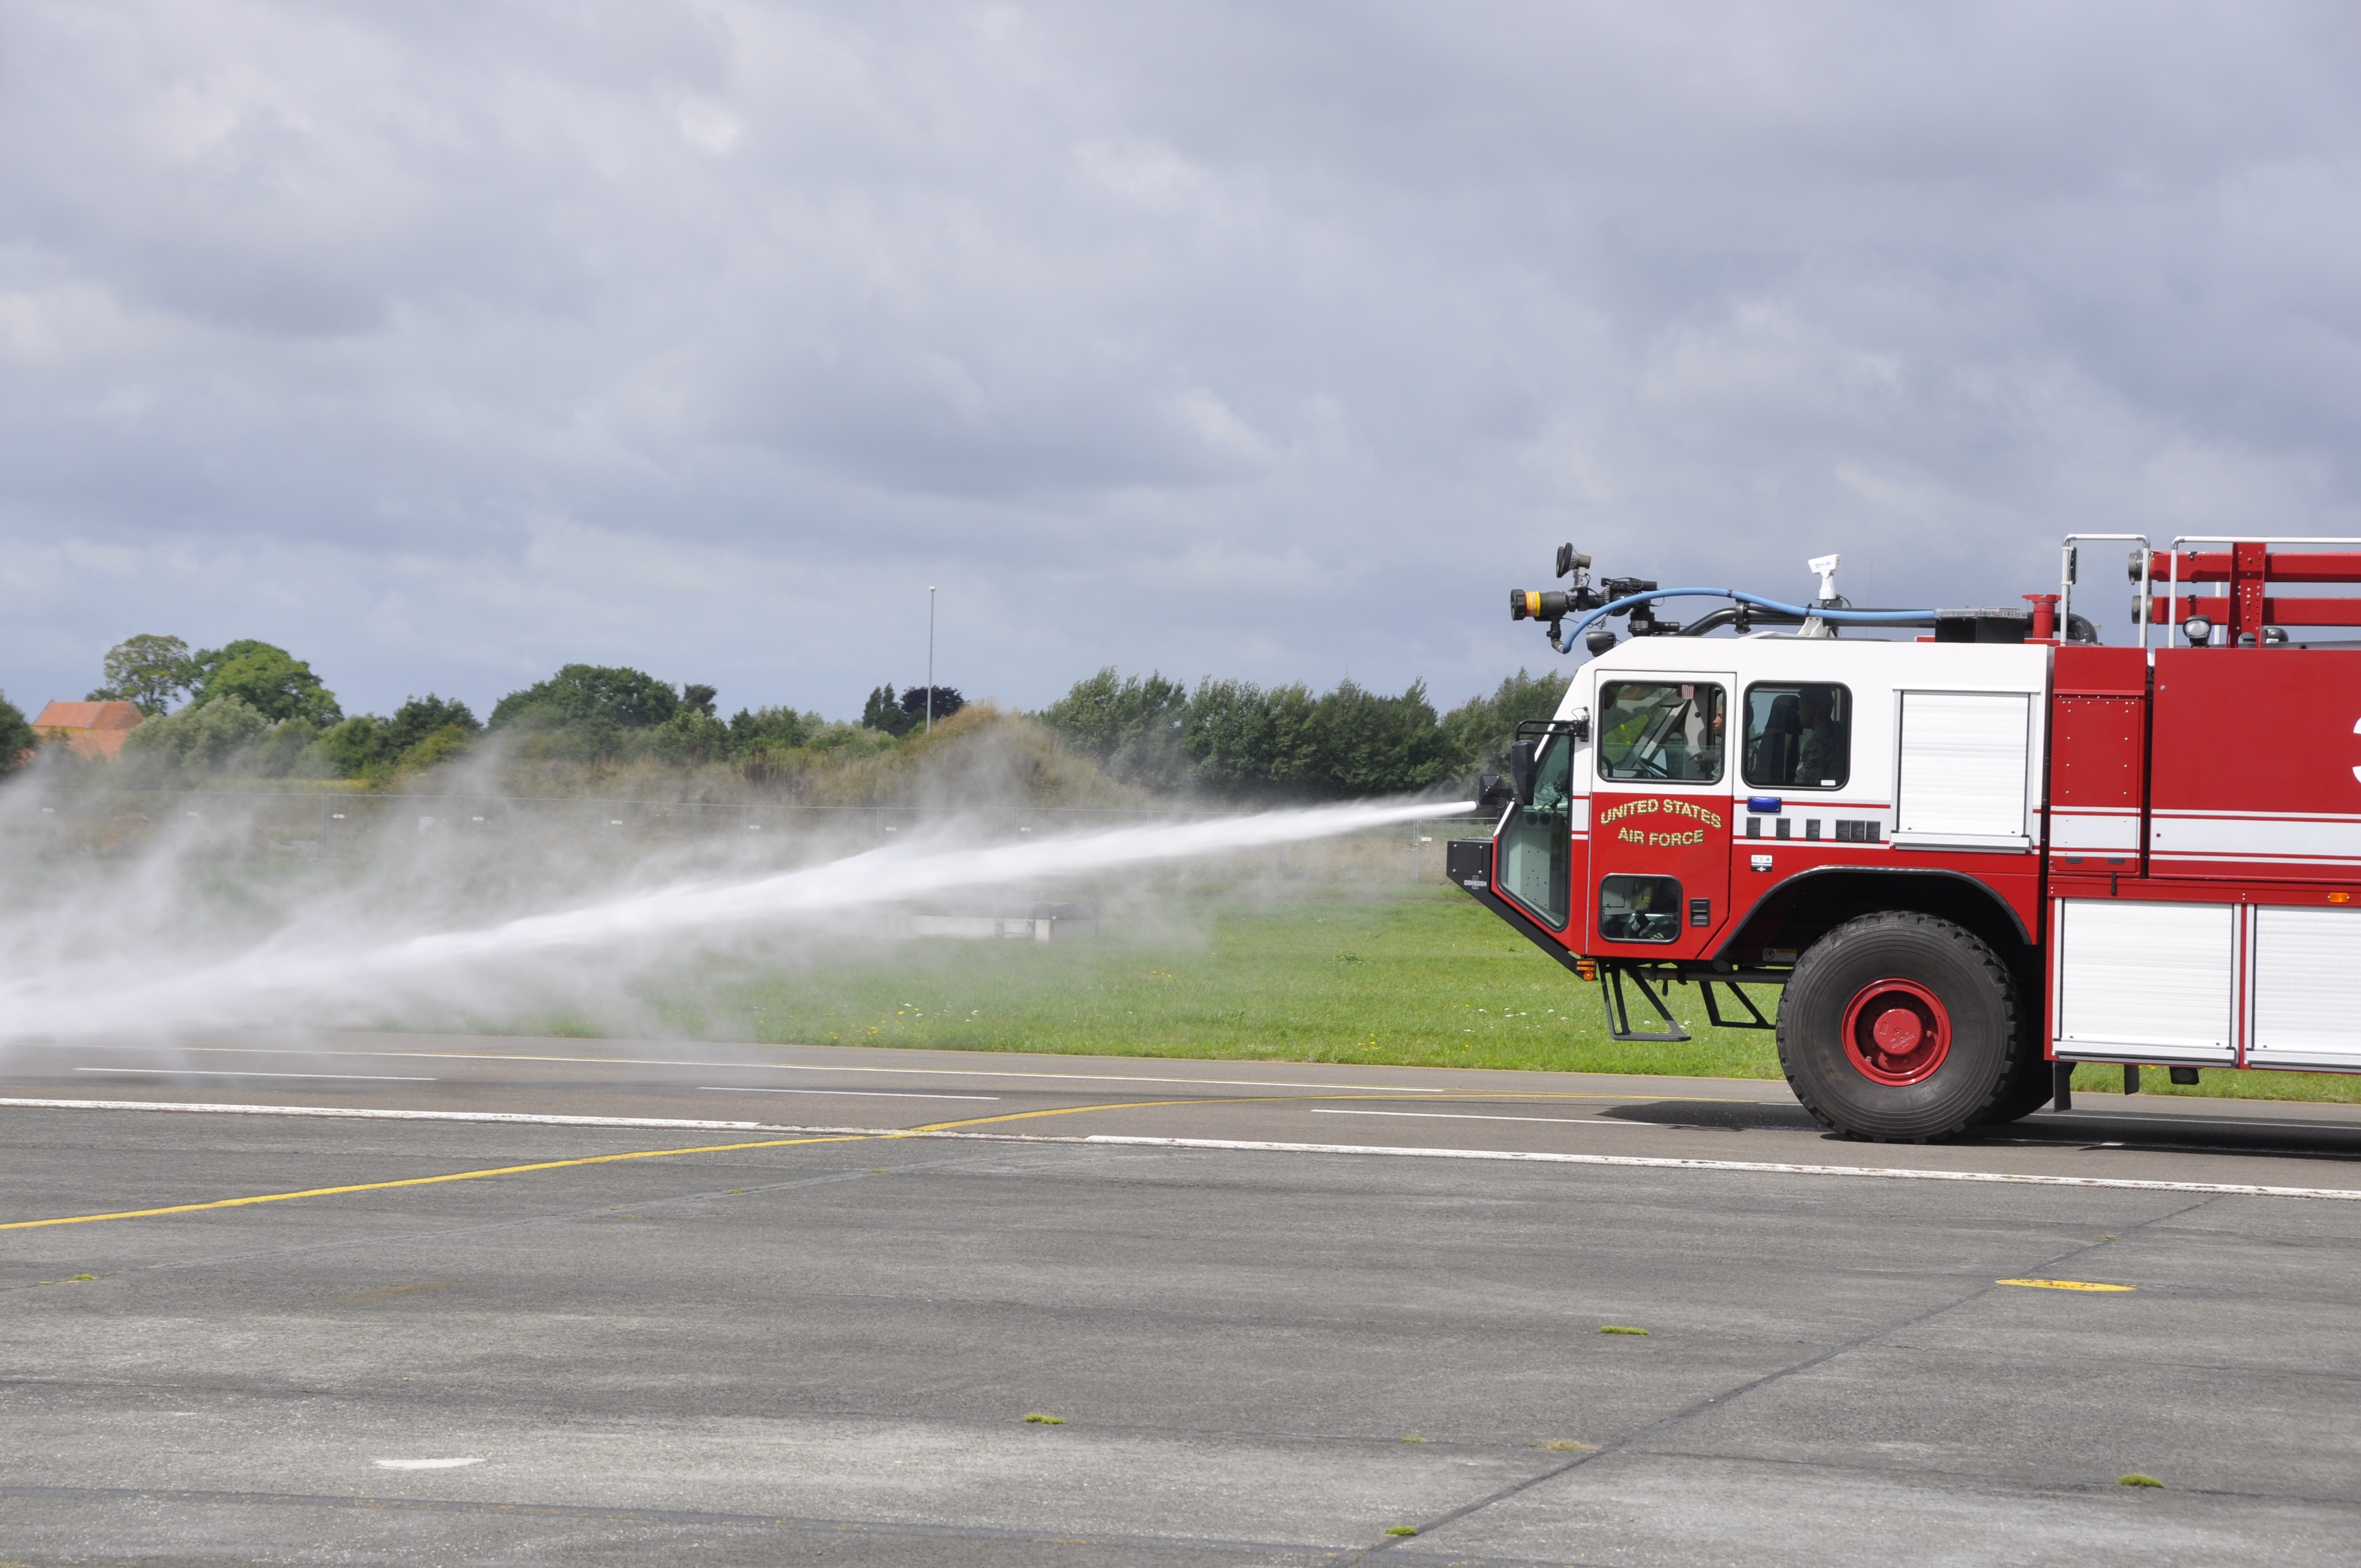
left=1743, top=683, right=1851, bottom=790
left=1596, top=682, right=1726, bottom=783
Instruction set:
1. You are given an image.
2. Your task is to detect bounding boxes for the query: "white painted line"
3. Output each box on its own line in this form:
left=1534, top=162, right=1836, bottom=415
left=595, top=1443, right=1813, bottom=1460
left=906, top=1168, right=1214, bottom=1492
left=698, top=1087, right=998, bottom=1102
left=1073, top=1135, right=2361, bottom=1202
left=72, top=1068, right=437, bottom=1082
left=374, top=1457, right=484, bottom=1471
left=1310, top=1108, right=1642, bottom=1128
left=13, top=1097, right=2354, bottom=1203
left=156, top=1047, right=1449, bottom=1093
left=0, top=1099, right=773, bottom=1131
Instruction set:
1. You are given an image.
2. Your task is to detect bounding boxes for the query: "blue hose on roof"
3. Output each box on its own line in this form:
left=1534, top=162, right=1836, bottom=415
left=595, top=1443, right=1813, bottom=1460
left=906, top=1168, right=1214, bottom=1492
left=1553, top=589, right=1939, bottom=655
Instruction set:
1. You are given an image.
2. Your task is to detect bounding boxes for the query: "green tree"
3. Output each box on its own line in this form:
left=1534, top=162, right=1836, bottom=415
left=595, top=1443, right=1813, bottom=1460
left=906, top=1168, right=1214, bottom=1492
left=186, top=640, right=342, bottom=726
left=317, top=716, right=384, bottom=777
left=900, top=685, right=966, bottom=727
left=1039, top=668, right=1191, bottom=788
left=490, top=665, right=680, bottom=729
left=0, top=690, right=32, bottom=775
left=1183, top=678, right=1319, bottom=797
left=399, top=725, right=475, bottom=772
left=88, top=634, right=193, bottom=715
left=862, top=682, right=917, bottom=737
left=315, top=695, right=483, bottom=778
left=731, top=706, right=818, bottom=753
left=646, top=707, right=731, bottom=765
left=1303, top=678, right=1461, bottom=797
left=380, top=694, right=479, bottom=755
left=1439, top=668, right=1573, bottom=782
left=253, top=718, right=321, bottom=778
left=123, top=695, right=273, bottom=771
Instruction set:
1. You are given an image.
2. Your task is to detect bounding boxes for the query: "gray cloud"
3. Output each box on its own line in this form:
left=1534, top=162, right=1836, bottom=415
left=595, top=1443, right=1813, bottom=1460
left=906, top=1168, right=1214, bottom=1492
left=3, top=1, right=2357, bottom=719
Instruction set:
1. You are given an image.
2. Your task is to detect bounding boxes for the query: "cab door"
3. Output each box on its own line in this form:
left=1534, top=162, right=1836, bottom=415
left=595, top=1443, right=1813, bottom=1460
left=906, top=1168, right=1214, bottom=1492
left=1585, top=672, right=1736, bottom=960
left=1494, top=720, right=1581, bottom=934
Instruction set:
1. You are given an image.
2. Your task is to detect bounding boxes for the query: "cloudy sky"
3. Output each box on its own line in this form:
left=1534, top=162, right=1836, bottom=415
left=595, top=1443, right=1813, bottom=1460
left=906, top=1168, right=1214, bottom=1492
left=3, top=2, right=2356, bottom=721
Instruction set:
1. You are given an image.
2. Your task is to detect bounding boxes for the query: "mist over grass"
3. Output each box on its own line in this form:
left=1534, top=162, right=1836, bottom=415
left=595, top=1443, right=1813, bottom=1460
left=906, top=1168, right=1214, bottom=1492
left=0, top=727, right=1473, bottom=1053
left=681, top=881, right=1789, bottom=1079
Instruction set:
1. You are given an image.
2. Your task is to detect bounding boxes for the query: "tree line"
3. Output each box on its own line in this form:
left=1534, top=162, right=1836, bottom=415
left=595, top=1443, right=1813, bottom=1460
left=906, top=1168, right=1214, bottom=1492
left=1037, top=667, right=1570, bottom=799
left=2, top=631, right=1570, bottom=798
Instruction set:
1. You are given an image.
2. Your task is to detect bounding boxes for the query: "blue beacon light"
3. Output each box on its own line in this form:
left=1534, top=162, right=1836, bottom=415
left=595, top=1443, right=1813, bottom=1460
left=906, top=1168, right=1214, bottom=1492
left=1747, top=797, right=1784, bottom=814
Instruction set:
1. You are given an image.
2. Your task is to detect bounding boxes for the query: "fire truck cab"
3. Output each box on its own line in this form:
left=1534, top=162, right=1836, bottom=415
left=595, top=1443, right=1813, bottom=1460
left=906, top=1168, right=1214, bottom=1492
left=1451, top=536, right=2361, bottom=1140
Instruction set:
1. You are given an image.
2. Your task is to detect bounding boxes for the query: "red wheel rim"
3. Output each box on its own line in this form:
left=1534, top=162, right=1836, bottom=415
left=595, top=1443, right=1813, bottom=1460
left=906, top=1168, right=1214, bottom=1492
left=1839, top=978, right=1951, bottom=1086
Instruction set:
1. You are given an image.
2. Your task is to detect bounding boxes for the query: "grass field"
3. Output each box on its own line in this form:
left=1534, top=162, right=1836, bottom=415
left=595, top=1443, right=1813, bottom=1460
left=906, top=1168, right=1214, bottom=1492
left=699, top=882, right=1786, bottom=1079
left=638, top=854, right=2361, bottom=1104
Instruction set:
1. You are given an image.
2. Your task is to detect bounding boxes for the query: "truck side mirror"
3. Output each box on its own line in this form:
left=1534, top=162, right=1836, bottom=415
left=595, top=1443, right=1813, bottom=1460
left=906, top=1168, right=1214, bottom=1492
left=1509, top=741, right=1537, bottom=807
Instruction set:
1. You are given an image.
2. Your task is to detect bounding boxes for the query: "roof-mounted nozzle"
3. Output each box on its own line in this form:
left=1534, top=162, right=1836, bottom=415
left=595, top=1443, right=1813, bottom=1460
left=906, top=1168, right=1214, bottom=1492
left=1507, top=543, right=1611, bottom=649
left=1510, top=589, right=1577, bottom=623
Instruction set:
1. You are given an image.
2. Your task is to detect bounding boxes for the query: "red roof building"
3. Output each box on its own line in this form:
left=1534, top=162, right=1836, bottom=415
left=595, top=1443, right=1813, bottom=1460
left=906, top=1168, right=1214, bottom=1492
left=34, top=700, right=145, bottom=760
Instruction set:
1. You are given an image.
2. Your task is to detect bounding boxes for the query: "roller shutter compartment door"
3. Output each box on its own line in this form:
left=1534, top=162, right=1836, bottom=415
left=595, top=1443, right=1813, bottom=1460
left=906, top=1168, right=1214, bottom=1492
left=2051, top=899, right=2237, bottom=1064
left=2250, top=907, right=2361, bottom=1069
left=1894, top=691, right=2031, bottom=848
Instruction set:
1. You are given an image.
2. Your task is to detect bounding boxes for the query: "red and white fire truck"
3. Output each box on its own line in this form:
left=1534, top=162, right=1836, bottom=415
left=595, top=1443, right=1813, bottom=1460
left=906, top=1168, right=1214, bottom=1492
left=1449, top=535, right=2361, bottom=1140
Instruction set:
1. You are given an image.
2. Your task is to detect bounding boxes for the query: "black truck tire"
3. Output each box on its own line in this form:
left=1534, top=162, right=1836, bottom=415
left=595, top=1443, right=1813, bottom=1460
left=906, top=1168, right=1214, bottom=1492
left=1777, top=912, right=2022, bottom=1142
left=1976, top=1019, right=2061, bottom=1128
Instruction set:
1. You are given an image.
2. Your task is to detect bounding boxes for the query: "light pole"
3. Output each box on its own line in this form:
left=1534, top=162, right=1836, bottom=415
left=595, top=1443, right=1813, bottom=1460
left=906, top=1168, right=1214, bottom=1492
left=926, top=585, right=937, bottom=733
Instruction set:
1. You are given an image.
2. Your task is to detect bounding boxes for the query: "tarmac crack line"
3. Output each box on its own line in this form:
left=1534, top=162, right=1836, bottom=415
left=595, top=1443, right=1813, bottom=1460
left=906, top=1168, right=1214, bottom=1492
left=1341, top=1193, right=2230, bottom=1561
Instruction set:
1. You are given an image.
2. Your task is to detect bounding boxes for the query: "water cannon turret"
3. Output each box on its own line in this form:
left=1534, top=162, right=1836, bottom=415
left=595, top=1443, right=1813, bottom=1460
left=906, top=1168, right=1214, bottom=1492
left=1508, top=543, right=1611, bottom=647
left=1509, top=588, right=1577, bottom=623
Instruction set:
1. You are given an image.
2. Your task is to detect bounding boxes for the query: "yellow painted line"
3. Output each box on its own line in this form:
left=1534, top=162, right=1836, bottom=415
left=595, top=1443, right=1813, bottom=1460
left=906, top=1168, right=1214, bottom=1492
left=911, top=1098, right=1226, bottom=1133
left=0, top=1087, right=1786, bottom=1235
left=0, top=1134, right=871, bottom=1233
left=1998, top=1278, right=2136, bottom=1292
left=0, top=1093, right=1340, bottom=1233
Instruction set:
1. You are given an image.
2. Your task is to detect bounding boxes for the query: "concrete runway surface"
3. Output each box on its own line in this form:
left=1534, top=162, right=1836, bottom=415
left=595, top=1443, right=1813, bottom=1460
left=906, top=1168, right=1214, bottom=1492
left=2, top=1033, right=2358, bottom=1565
